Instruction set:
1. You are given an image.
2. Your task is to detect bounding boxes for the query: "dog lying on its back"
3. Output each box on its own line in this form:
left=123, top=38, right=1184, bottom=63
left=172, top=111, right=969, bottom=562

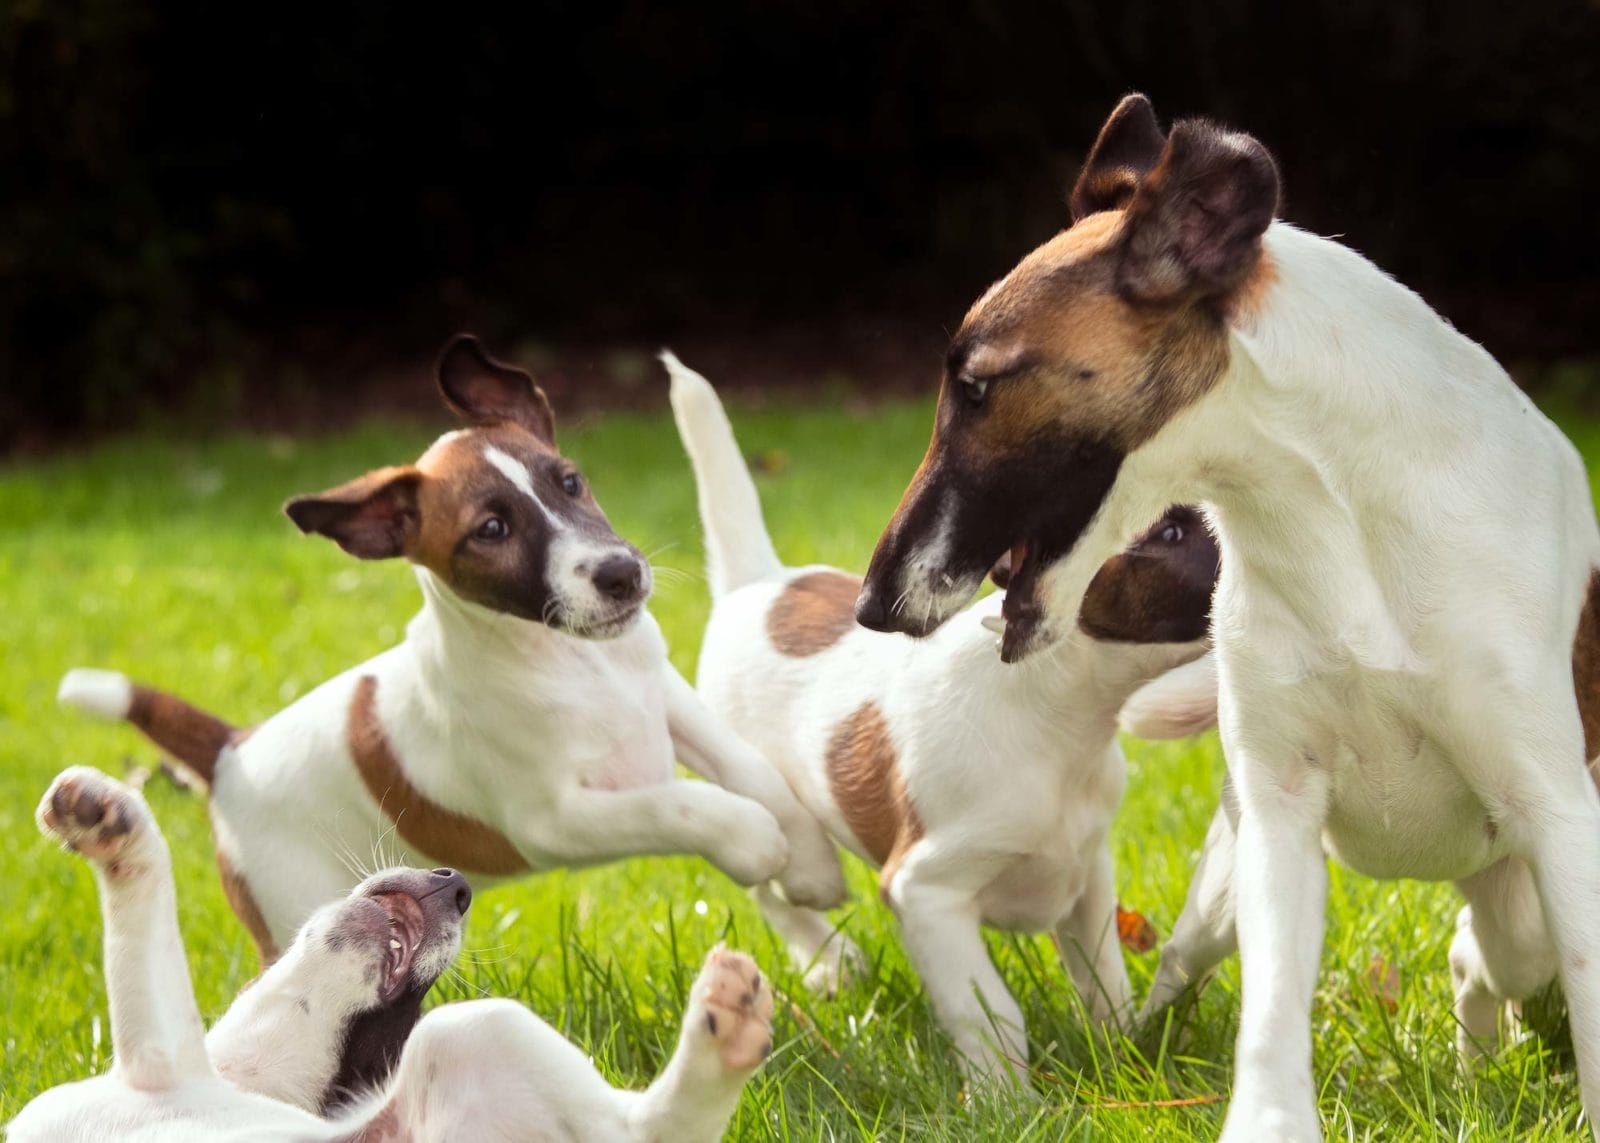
left=60, top=334, right=842, bottom=964
left=665, top=352, right=1218, bottom=1086
left=11, top=766, right=777, bottom=1143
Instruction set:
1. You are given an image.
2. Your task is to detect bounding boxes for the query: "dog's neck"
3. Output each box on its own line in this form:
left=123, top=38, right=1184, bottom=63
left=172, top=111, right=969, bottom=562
left=1036, top=221, right=1528, bottom=656
left=205, top=945, right=367, bottom=1113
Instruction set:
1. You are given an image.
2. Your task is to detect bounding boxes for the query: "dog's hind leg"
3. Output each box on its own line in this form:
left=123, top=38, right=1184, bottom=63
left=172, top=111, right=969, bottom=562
left=752, top=882, right=862, bottom=995
left=36, top=766, right=212, bottom=1091
left=1140, top=776, right=1239, bottom=1026
left=1450, top=858, right=1556, bottom=1062
left=1054, top=841, right=1133, bottom=1029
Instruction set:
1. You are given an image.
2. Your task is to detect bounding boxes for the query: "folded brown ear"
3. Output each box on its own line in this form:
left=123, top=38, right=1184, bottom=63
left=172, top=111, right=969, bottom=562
left=1069, top=93, right=1167, bottom=222
left=1116, top=120, right=1280, bottom=304
left=285, top=466, right=422, bottom=560
left=435, top=334, right=557, bottom=445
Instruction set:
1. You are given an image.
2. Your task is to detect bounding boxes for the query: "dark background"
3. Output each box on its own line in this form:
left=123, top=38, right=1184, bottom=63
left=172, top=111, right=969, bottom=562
left=4, top=1, right=1598, bottom=449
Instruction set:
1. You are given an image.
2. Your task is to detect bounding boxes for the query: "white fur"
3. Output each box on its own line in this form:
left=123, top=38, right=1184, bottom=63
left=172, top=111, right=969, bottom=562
left=64, top=458, right=845, bottom=956
left=669, top=353, right=1207, bottom=1085
left=1015, top=221, right=1600, bottom=1139
left=58, top=668, right=133, bottom=721
left=12, top=769, right=770, bottom=1143
left=483, top=444, right=563, bottom=528
left=1118, top=652, right=1219, bottom=740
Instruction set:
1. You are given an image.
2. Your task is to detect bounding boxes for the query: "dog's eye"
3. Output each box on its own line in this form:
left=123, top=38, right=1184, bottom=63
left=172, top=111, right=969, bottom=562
left=959, top=377, right=989, bottom=407
left=1159, top=522, right=1185, bottom=544
left=475, top=516, right=510, bottom=542
left=560, top=472, right=583, bottom=497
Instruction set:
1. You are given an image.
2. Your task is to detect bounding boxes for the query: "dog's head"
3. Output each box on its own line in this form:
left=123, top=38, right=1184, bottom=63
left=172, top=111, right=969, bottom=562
left=281, top=865, right=471, bottom=1111
left=856, top=95, right=1277, bottom=660
left=286, top=335, right=651, bottom=639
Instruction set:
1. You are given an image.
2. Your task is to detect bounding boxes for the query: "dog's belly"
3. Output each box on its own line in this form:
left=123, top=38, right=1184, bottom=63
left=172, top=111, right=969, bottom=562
left=977, top=853, right=1087, bottom=931
left=1321, top=735, right=1505, bottom=881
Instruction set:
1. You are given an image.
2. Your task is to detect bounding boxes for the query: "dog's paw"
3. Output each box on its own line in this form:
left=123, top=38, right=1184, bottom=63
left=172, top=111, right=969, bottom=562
left=717, top=805, right=790, bottom=886
left=37, top=766, right=151, bottom=864
left=687, top=946, right=775, bottom=1072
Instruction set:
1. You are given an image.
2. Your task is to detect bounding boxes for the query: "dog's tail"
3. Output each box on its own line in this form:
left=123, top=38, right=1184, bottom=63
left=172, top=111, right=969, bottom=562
left=1119, top=653, right=1220, bottom=740
left=663, top=350, right=783, bottom=597
left=58, top=669, right=237, bottom=786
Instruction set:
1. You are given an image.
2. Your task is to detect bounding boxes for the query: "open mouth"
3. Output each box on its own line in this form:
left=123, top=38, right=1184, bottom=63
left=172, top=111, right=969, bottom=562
left=369, top=891, right=424, bottom=1002
left=979, top=539, right=1049, bottom=662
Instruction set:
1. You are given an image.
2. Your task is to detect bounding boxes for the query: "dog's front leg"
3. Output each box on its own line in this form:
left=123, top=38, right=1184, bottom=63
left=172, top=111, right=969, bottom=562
left=1218, top=748, right=1330, bottom=1143
left=537, top=781, right=789, bottom=887
left=886, top=844, right=1030, bottom=1089
left=662, top=664, right=845, bottom=909
left=35, top=767, right=213, bottom=1091
left=1140, top=775, right=1240, bottom=1026
left=1054, top=842, right=1132, bottom=1030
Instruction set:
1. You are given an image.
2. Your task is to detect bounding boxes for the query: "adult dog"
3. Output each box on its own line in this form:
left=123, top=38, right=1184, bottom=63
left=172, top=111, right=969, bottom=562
left=10, top=766, right=776, bottom=1143
left=853, top=93, right=1600, bottom=1139
left=666, top=351, right=1217, bottom=1085
left=59, top=334, right=841, bottom=963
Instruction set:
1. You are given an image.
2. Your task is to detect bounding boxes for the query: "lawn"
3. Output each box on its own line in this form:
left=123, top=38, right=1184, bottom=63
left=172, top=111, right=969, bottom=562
left=5, top=387, right=1600, bottom=1139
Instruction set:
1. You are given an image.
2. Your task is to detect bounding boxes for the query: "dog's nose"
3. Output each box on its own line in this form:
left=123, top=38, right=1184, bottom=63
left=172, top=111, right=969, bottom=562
left=854, top=586, right=892, bottom=632
left=592, top=556, right=643, bottom=601
left=430, top=868, right=472, bottom=916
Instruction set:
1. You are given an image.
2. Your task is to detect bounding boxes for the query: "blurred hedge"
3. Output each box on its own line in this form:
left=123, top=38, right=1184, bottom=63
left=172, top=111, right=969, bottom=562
left=3, top=1, right=1597, bottom=443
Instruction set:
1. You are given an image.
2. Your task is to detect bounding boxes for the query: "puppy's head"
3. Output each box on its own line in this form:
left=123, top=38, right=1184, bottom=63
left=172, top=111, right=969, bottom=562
left=285, top=865, right=471, bottom=1110
left=856, top=95, right=1278, bottom=660
left=1075, top=506, right=1218, bottom=645
left=285, top=335, right=651, bottom=638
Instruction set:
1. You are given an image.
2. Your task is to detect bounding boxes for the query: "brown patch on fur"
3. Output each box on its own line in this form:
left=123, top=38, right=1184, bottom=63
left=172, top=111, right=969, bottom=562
left=126, top=684, right=237, bottom=784
left=767, top=571, right=864, bottom=656
left=821, top=703, right=922, bottom=894
left=347, top=675, right=530, bottom=876
left=1078, top=507, right=1218, bottom=643
left=1572, top=569, right=1600, bottom=772
left=216, top=846, right=280, bottom=965
left=1227, top=248, right=1278, bottom=322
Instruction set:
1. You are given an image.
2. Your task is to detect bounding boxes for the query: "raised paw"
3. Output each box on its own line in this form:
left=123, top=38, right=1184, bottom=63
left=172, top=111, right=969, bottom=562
left=689, top=946, right=776, bottom=1072
left=718, top=804, right=790, bottom=887
left=775, top=821, right=847, bottom=910
left=37, top=766, right=150, bottom=864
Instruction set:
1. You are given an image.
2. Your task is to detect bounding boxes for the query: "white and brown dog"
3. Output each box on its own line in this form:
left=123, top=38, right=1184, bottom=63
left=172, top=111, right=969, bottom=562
left=58, top=334, right=842, bottom=964
left=853, top=93, right=1600, bottom=1139
left=10, top=766, right=776, bottom=1143
left=663, top=352, right=1218, bottom=1085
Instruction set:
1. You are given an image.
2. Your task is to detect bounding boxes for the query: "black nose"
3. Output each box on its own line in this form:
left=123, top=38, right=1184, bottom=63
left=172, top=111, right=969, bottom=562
left=431, top=868, right=472, bottom=916
left=854, top=586, right=892, bottom=632
left=592, top=556, right=643, bottom=601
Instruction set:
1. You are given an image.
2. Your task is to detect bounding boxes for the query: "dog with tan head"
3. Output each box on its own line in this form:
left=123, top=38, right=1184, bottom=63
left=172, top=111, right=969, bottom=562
left=58, top=334, right=843, bottom=964
left=665, top=351, right=1218, bottom=1088
left=857, top=93, right=1600, bottom=1140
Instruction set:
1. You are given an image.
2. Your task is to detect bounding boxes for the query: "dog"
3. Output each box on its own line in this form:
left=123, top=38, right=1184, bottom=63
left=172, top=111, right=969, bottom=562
left=10, top=766, right=776, bottom=1143
left=58, top=334, right=843, bottom=964
left=663, top=351, right=1218, bottom=1085
left=850, top=91, right=1600, bottom=1139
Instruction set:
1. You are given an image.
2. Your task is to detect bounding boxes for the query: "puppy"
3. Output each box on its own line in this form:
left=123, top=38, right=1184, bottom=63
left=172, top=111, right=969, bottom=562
left=664, top=352, right=1217, bottom=1085
left=851, top=93, right=1600, bottom=1139
left=59, top=334, right=842, bottom=964
left=11, top=767, right=776, bottom=1143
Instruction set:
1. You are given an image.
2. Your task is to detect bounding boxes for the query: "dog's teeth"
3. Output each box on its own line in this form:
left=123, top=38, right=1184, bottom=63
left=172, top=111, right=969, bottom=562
left=389, top=939, right=401, bottom=950
left=979, top=615, right=1005, bottom=635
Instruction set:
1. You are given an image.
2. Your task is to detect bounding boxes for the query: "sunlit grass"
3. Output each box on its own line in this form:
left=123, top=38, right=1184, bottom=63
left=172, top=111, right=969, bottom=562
left=4, top=393, right=1599, bottom=1137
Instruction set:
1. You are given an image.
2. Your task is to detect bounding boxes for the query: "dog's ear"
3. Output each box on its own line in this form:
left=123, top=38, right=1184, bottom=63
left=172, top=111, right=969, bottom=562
left=285, top=466, right=422, bottom=560
left=1069, top=94, right=1167, bottom=222
left=435, top=334, right=557, bottom=445
left=1115, top=120, right=1280, bottom=304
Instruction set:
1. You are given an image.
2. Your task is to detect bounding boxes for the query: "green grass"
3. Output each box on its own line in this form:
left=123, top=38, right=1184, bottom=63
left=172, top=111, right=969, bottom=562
left=6, top=395, right=1600, bottom=1138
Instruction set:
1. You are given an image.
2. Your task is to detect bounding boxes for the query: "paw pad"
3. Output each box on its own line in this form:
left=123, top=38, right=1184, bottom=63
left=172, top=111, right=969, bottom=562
left=693, top=947, right=776, bottom=1071
left=37, top=767, right=145, bottom=862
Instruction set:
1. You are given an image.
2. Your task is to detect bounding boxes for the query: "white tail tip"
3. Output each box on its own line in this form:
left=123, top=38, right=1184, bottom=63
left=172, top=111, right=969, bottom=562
left=659, top=348, right=711, bottom=396
left=59, top=669, right=134, bottom=721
